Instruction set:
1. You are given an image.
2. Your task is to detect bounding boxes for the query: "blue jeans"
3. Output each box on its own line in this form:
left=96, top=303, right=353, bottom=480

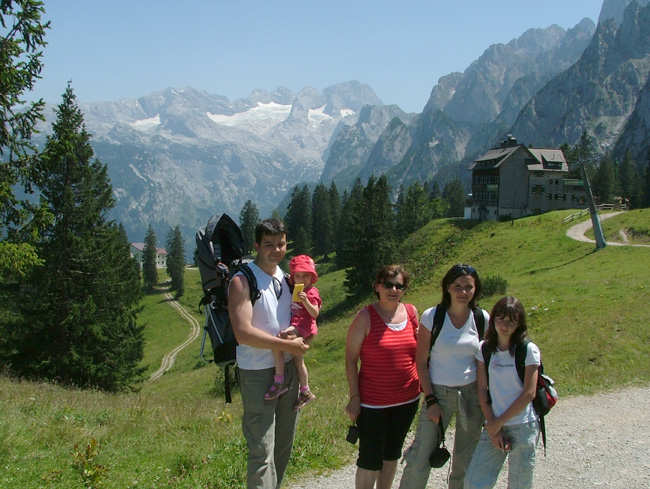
left=399, top=382, right=484, bottom=489
left=239, top=361, right=299, bottom=489
left=464, top=420, right=539, bottom=489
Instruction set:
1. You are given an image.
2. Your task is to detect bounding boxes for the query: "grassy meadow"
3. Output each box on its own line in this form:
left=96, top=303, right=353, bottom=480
left=1, top=208, right=649, bottom=488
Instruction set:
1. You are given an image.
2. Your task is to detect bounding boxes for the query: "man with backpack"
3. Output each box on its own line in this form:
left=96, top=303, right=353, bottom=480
left=228, top=218, right=309, bottom=489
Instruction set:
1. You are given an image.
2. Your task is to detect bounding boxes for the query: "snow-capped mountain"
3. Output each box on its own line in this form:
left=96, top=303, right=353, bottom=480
left=37, top=81, right=382, bottom=250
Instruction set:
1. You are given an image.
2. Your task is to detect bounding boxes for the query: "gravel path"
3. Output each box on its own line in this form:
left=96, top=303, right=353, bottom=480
left=289, top=385, right=650, bottom=489
left=565, top=211, right=650, bottom=247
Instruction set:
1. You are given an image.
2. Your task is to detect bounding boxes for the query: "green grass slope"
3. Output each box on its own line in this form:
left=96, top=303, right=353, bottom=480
left=1, top=209, right=648, bottom=488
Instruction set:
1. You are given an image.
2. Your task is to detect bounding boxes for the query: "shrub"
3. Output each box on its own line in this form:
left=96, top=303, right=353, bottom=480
left=482, top=274, right=508, bottom=297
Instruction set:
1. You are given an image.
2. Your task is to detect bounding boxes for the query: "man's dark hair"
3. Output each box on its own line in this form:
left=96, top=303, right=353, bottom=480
left=255, top=218, right=286, bottom=244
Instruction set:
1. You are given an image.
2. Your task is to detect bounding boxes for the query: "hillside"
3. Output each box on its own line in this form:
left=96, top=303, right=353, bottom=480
left=1, top=209, right=649, bottom=488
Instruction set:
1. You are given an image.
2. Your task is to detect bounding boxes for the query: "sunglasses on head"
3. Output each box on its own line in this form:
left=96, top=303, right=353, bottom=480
left=452, top=264, right=476, bottom=275
left=382, top=281, right=405, bottom=290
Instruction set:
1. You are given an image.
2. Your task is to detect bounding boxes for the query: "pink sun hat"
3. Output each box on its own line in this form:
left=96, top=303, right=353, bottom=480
left=289, top=254, right=318, bottom=283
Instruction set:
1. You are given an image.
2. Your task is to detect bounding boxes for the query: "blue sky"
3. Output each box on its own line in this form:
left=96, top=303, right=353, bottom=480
left=34, top=1, right=604, bottom=113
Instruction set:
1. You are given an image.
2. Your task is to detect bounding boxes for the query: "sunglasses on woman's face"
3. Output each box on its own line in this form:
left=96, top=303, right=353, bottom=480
left=382, top=281, right=405, bottom=290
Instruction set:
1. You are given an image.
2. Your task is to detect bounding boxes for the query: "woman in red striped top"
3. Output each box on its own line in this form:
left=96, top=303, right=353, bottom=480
left=345, top=264, right=420, bottom=489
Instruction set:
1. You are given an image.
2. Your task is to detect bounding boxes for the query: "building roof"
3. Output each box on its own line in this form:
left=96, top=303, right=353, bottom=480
left=470, top=145, right=519, bottom=170
left=527, top=149, right=568, bottom=171
left=130, top=242, right=167, bottom=255
left=471, top=144, right=568, bottom=172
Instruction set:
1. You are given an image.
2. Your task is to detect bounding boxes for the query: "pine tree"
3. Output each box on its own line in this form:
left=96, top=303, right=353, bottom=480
left=311, top=183, right=333, bottom=259
left=644, top=154, right=650, bottom=207
left=619, top=151, right=643, bottom=209
left=593, top=155, right=616, bottom=204
left=3, top=84, right=144, bottom=391
left=285, top=185, right=312, bottom=254
left=396, top=182, right=432, bottom=235
left=166, top=225, right=185, bottom=297
left=143, top=225, right=158, bottom=291
left=239, top=200, right=259, bottom=255
left=572, top=131, right=599, bottom=179
left=0, top=1, right=50, bottom=279
left=442, top=179, right=466, bottom=217
left=336, top=181, right=363, bottom=270
left=344, top=176, right=395, bottom=296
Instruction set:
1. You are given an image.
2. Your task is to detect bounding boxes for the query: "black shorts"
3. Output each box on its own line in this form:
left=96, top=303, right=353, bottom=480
left=356, top=399, right=419, bottom=471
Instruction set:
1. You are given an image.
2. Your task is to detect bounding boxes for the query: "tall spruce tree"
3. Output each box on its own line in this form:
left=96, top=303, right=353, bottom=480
left=311, top=183, right=333, bottom=259
left=143, top=225, right=158, bottom=291
left=344, top=176, right=395, bottom=296
left=239, top=200, right=259, bottom=255
left=0, top=1, right=50, bottom=279
left=328, top=182, right=341, bottom=252
left=336, top=181, right=363, bottom=270
left=285, top=185, right=312, bottom=254
left=593, top=155, right=616, bottom=203
left=443, top=179, right=466, bottom=217
left=396, top=182, right=432, bottom=236
left=619, top=151, right=642, bottom=208
left=3, top=84, right=144, bottom=390
left=166, top=225, right=185, bottom=297
left=644, top=154, right=650, bottom=207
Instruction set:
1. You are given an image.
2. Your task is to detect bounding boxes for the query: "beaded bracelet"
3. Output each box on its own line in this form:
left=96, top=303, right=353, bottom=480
left=425, top=394, right=438, bottom=408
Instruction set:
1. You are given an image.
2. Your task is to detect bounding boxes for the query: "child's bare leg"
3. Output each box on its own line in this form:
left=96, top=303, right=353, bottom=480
left=273, top=349, right=285, bottom=378
left=295, top=353, right=308, bottom=389
left=294, top=336, right=316, bottom=409
left=264, top=349, right=288, bottom=400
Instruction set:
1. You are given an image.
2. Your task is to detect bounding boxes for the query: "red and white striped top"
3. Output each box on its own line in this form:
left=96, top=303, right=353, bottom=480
left=358, top=303, right=420, bottom=407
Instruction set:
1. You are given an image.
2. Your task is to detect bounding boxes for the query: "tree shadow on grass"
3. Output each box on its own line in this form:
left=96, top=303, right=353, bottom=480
left=526, top=249, right=599, bottom=275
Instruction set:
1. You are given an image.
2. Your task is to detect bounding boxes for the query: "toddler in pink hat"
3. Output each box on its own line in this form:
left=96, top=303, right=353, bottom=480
left=264, top=254, right=322, bottom=410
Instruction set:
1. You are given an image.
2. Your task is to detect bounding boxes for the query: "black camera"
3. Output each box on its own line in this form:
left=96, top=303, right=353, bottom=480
left=429, top=445, right=451, bottom=467
left=429, top=420, right=451, bottom=468
left=346, top=425, right=359, bottom=444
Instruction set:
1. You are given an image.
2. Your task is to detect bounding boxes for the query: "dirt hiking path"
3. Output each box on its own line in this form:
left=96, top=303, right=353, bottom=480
left=148, top=293, right=201, bottom=381
left=289, top=385, right=650, bottom=489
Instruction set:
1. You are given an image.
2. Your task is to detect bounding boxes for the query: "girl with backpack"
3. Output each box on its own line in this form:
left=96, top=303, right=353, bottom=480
left=464, top=296, right=540, bottom=489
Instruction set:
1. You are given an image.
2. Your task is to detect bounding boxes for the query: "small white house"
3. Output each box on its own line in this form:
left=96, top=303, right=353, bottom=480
left=130, top=242, right=167, bottom=268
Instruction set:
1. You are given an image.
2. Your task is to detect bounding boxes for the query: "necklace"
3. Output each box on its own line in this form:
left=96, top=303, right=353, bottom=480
left=374, top=302, right=402, bottom=323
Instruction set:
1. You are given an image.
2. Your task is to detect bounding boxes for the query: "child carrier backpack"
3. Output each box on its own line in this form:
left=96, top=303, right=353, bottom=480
left=481, top=340, right=558, bottom=455
left=196, top=213, right=260, bottom=403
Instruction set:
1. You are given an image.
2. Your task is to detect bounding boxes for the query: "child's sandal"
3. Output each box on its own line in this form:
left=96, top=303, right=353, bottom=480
left=264, top=381, right=289, bottom=401
left=294, top=389, right=316, bottom=410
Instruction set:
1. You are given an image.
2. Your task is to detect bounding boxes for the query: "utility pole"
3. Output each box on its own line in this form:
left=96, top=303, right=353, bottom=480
left=581, top=162, right=607, bottom=249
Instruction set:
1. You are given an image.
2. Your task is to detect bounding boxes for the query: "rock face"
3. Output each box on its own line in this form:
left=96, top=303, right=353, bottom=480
left=342, top=19, right=596, bottom=191
left=510, top=1, right=650, bottom=153
left=320, top=105, right=415, bottom=188
left=36, top=82, right=381, bottom=249
left=599, top=0, right=650, bottom=26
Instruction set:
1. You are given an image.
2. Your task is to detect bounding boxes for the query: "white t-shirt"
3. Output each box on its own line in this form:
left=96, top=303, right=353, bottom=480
left=475, top=340, right=541, bottom=426
left=233, top=261, right=292, bottom=370
left=421, top=306, right=489, bottom=386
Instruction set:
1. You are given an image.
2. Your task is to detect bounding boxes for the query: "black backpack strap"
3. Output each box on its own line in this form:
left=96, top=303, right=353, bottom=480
left=238, top=264, right=261, bottom=306
left=429, top=304, right=447, bottom=352
left=515, top=340, right=548, bottom=455
left=472, top=307, right=485, bottom=339
left=539, top=413, right=547, bottom=456
left=481, top=342, right=493, bottom=405
left=224, top=363, right=233, bottom=404
left=514, top=340, right=531, bottom=383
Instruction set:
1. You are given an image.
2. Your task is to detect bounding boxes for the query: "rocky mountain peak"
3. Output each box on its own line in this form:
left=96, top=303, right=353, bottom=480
left=599, top=0, right=650, bottom=27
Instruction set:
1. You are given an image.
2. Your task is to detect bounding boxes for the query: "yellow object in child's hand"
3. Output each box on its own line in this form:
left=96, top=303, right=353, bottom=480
left=292, top=283, right=304, bottom=302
